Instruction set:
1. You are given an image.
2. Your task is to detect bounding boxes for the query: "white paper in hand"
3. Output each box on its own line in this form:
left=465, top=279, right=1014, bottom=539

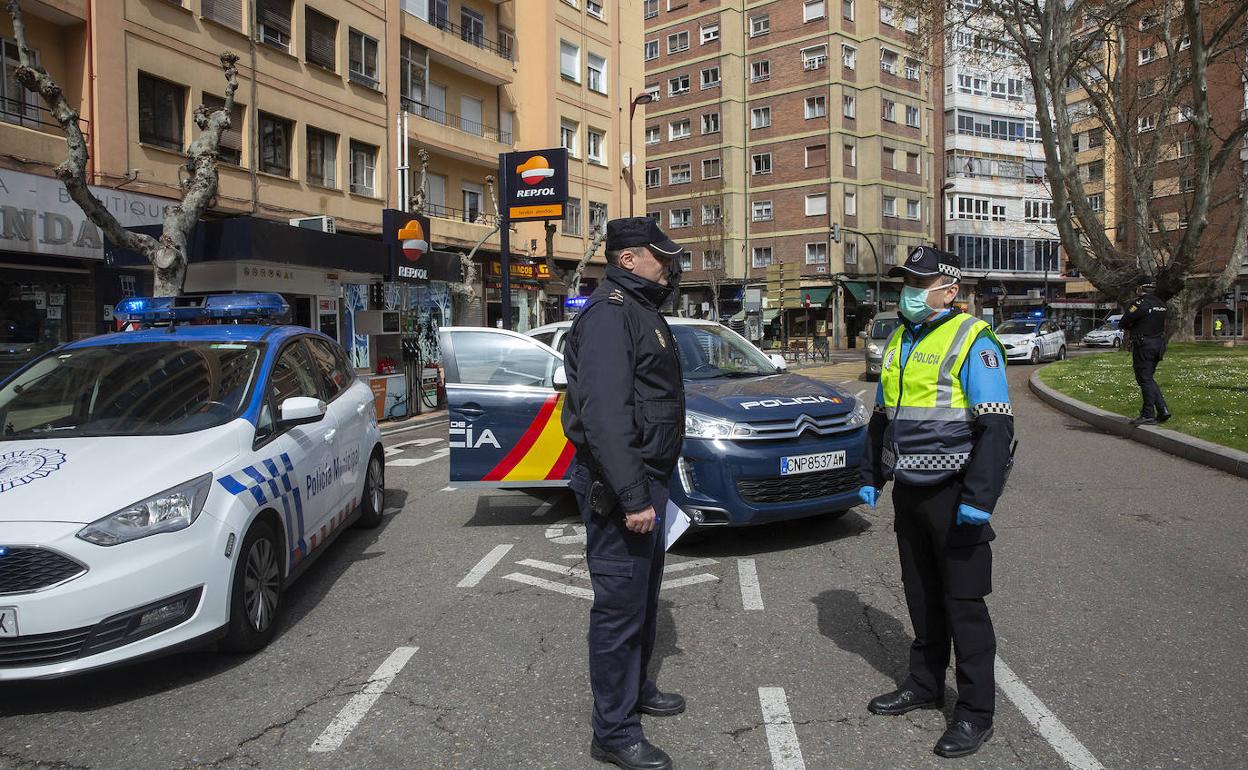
left=664, top=499, right=691, bottom=551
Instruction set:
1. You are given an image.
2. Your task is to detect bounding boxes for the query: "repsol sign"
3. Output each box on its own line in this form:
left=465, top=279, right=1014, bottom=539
left=515, top=187, right=556, bottom=198
left=398, top=265, right=428, bottom=280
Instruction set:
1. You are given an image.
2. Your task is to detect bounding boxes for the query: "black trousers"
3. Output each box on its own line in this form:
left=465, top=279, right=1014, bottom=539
left=1132, top=337, right=1169, bottom=418
left=893, top=479, right=996, bottom=727
left=570, top=462, right=667, bottom=750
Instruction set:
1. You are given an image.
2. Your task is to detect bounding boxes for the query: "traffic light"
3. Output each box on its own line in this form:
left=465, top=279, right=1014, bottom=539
left=830, top=223, right=841, bottom=243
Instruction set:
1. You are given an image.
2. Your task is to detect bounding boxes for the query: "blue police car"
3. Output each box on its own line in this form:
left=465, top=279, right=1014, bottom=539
left=438, top=319, right=868, bottom=527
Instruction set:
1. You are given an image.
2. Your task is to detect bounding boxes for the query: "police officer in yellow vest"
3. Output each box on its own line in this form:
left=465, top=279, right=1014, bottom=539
left=857, top=246, right=1015, bottom=759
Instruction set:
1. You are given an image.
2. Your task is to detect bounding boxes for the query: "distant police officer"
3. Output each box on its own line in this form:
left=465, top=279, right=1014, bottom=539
left=1120, top=276, right=1171, bottom=425
left=858, top=247, right=1015, bottom=759
left=562, top=217, right=686, bottom=770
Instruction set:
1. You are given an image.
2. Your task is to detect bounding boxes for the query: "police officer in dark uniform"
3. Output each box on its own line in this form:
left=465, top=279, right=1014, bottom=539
left=562, top=217, right=686, bottom=770
left=1119, top=276, right=1171, bottom=425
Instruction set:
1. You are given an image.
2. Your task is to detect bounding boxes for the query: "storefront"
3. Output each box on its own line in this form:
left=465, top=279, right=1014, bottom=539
left=484, top=258, right=555, bottom=332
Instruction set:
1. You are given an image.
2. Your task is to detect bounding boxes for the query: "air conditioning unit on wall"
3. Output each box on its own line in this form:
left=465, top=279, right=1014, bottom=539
left=290, top=216, right=336, bottom=233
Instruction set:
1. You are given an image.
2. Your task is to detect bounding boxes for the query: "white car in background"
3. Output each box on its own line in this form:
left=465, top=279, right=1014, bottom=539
left=1082, top=315, right=1124, bottom=348
left=995, top=317, right=1067, bottom=364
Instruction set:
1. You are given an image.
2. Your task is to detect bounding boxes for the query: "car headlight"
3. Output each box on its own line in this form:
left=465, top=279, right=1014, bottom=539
left=845, top=398, right=870, bottom=429
left=867, top=343, right=881, bottom=355
left=686, top=410, right=737, bottom=439
left=78, top=474, right=213, bottom=546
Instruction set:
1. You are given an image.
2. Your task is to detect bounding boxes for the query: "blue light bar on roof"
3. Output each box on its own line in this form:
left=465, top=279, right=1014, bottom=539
left=116, top=293, right=291, bottom=324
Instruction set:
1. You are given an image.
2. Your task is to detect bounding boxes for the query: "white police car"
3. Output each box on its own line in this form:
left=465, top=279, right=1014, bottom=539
left=0, top=294, right=384, bottom=679
left=995, top=316, right=1067, bottom=364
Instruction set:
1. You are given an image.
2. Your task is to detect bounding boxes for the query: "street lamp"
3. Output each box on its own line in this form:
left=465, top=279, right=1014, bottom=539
left=937, top=181, right=955, bottom=251
left=627, top=90, right=654, bottom=217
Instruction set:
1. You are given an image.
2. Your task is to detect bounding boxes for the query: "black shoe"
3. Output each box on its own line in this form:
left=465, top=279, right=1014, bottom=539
left=867, top=687, right=943, bottom=716
left=1129, top=416, right=1158, bottom=426
left=934, top=720, right=993, bottom=758
left=638, top=690, right=686, bottom=716
left=590, top=738, right=672, bottom=770
left=1157, top=410, right=1172, bottom=424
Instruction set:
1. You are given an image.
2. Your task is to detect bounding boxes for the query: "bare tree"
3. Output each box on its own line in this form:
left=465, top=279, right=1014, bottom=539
left=542, top=221, right=606, bottom=298
left=450, top=175, right=494, bottom=323
left=896, top=0, right=1248, bottom=337
left=692, top=194, right=729, bottom=321
left=407, top=148, right=430, bottom=216
left=6, top=0, right=240, bottom=296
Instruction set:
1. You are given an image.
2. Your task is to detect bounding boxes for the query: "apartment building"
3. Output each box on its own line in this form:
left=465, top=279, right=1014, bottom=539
left=941, top=19, right=1062, bottom=326
left=643, top=0, right=938, bottom=344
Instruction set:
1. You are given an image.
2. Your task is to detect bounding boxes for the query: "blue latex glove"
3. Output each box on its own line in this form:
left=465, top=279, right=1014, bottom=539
left=857, top=486, right=879, bottom=509
left=957, top=504, right=992, bottom=526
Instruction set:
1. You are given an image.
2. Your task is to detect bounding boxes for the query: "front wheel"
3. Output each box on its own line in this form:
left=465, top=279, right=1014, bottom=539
left=355, top=449, right=385, bottom=529
left=1056, top=346, right=1067, bottom=361
left=1112, top=338, right=1122, bottom=349
left=1029, top=346, right=1040, bottom=365
left=221, top=520, right=284, bottom=652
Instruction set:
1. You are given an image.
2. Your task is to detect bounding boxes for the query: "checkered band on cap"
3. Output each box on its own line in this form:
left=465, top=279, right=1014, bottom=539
left=937, top=262, right=962, bottom=280
left=893, top=452, right=972, bottom=471
left=973, top=401, right=1013, bottom=417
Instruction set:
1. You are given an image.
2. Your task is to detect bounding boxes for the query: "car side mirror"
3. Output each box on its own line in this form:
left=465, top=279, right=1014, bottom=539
left=858, top=331, right=868, bottom=339
left=768, top=354, right=788, bottom=371
left=553, top=365, right=568, bottom=390
left=279, top=396, right=327, bottom=427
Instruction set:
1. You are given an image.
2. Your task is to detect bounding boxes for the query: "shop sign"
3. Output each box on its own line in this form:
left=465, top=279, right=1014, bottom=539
left=488, top=259, right=552, bottom=281
left=0, top=168, right=172, bottom=260
left=184, top=261, right=341, bottom=296
left=381, top=209, right=462, bottom=283
left=502, top=150, right=569, bottom=222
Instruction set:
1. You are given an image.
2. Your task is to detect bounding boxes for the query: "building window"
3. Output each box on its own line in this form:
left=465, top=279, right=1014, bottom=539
left=587, top=129, right=605, bottom=164
left=349, top=140, right=377, bottom=195
left=1024, top=199, right=1054, bottom=223
left=805, top=193, right=828, bottom=216
left=749, top=14, right=769, bottom=36
left=751, top=60, right=771, bottom=82
left=955, top=196, right=990, bottom=220
left=560, top=119, right=579, bottom=156
left=702, top=157, right=721, bottom=179
left=348, top=30, right=379, bottom=88
left=701, top=23, right=719, bottom=43
left=1088, top=193, right=1104, bottom=212
left=880, top=3, right=894, bottom=26
left=883, top=147, right=896, bottom=169
left=645, top=167, right=660, bottom=188
left=991, top=204, right=1006, bottom=221
left=256, top=0, right=292, bottom=51
left=645, top=125, right=660, bottom=144
left=645, top=40, right=659, bottom=60
left=590, top=201, right=609, bottom=233
left=752, top=153, right=772, bottom=175
left=842, top=94, right=856, bottom=118
left=805, top=143, right=827, bottom=167
left=882, top=195, right=898, bottom=216
left=587, top=0, right=604, bottom=20
left=1182, top=175, right=1195, bottom=192
left=306, top=127, right=337, bottom=187
left=701, top=66, right=720, bottom=88
left=905, top=105, right=920, bottom=127
left=844, top=240, right=858, bottom=264
left=644, top=85, right=661, bottom=102
left=259, top=112, right=292, bottom=176
left=701, top=112, right=720, bottom=134
left=587, top=53, right=607, bottom=93
left=806, top=242, right=828, bottom=264
left=882, top=99, right=896, bottom=122
left=669, top=118, right=691, bottom=139
left=843, top=143, right=856, bottom=166
left=668, top=31, right=689, bottom=53
left=560, top=40, right=581, bottom=81
left=1139, top=45, right=1155, bottom=64
left=644, top=0, right=658, bottom=18
left=843, top=0, right=854, bottom=19
left=670, top=208, right=692, bottom=228
left=802, top=45, right=828, bottom=70
left=703, top=250, right=722, bottom=270
left=202, top=0, right=244, bottom=31
left=842, top=44, right=856, bottom=69
left=803, top=0, right=825, bottom=22
left=647, top=210, right=660, bottom=222
left=702, top=203, right=721, bottom=224
left=880, top=48, right=898, bottom=75
left=752, top=247, right=773, bottom=268
left=304, top=8, right=337, bottom=70
left=564, top=197, right=582, bottom=235
left=137, top=73, right=185, bottom=151
left=905, top=58, right=920, bottom=80
left=201, top=94, right=244, bottom=165
left=907, top=199, right=920, bottom=220
left=1138, top=114, right=1156, bottom=132
left=669, top=163, right=691, bottom=184
left=399, top=38, right=426, bottom=108
left=668, top=74, right=690, bottom=95
left=751, top=106, right=771, bottom=129
left=805, top=95, right=827, bottom=119
left=679, top=252, right=693, bottom=271
left=499, top=27, right=514, bottom=59
left=752, top=200, right=773, bottom=221
left=844, top=190, right=856, bottom=216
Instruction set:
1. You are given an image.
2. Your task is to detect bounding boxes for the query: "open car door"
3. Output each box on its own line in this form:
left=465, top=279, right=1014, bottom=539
left=438, top=327, right=575, bottom=487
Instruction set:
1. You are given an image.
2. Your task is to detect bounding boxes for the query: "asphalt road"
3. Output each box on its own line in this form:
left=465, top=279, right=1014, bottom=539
left=2, top=359, right=1245, bottom=769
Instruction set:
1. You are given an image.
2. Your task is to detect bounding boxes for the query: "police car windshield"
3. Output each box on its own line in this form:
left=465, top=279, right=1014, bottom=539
left=996, top=321, right=1038, bottom=335
left=671, top=324, right=778, bottom=380
left=871, top=318, right=901, bottom=339
left=0, top=341, right=262, bottom=439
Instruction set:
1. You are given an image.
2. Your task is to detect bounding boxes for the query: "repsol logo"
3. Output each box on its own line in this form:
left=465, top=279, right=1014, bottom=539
left=911, top=351, right=942, bottom=365
left=515, top=187, right=555, bottom=198
left=398, top=265, right=428, bottom=280
left=306, top=448, right=361, bottom=498
left=740, top=395, right=842, bottom=409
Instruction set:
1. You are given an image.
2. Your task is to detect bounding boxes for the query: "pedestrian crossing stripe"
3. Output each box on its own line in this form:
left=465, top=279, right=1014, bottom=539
left=482, top=393, right=576, bottom=483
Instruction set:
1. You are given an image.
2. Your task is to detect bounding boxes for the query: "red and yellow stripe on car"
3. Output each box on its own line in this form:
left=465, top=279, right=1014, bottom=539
left=482, top=394, right=576, bottom=482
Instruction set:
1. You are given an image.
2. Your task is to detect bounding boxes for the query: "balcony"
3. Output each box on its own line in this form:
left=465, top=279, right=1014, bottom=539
left=423, top=203, right=500, bottom=249
left=403, top=98, right=512, bottom=166
left=1, top=97, right=90, bottom=167
left=404, top=13, right=514, bottom=85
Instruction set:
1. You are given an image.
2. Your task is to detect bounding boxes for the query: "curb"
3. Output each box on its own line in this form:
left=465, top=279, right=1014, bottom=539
left=1028, top=370, right=1248, bottom=480
left=381, top=410, right=449, bottom=436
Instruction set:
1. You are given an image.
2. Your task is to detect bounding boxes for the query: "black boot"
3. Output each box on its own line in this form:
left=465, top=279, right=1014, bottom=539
left=934, top=720, right=993, bottom=758
left=1157, top=409, right=1172, bottom=423
left=590, top=738, right=673, bottom=770
left=638, top=690, right=686, bottom=716
left=867, top=687, right=942, bottom=716
left=1129, top=415, right=1157, bottom=426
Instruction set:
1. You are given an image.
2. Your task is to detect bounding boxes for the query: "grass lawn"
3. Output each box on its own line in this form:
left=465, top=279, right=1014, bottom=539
left=1038, top=343, right=1248, bottom=453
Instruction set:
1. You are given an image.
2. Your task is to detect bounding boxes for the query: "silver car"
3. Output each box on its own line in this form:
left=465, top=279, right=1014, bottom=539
left=862, top=312, right=901, bottom=381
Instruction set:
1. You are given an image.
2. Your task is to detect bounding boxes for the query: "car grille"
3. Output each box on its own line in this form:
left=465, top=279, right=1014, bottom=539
left=0, top=547, right=87, bottom=595
left=0, top=626, right=93, bottom=668
left=737, top=467, right=860, bottom=504
left=738, top=412, right=856, bottom=441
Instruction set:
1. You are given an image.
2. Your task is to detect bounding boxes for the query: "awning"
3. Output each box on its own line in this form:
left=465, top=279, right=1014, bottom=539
left=798, top=286, right=833, bottom=306
left=728, top=309, right=781, bottom=323
left=844, top=280, right=900, bottom=303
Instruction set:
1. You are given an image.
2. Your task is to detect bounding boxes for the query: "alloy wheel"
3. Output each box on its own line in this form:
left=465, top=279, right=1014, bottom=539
left=243, top=537, right=281, bottom=633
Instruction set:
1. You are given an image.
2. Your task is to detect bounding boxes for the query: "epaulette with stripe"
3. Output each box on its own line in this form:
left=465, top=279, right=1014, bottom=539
left=608, top=289, right=625, bottom=305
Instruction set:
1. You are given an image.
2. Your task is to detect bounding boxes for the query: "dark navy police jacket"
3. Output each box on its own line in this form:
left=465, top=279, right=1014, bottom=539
left=561, top=264, right=686, bottom=513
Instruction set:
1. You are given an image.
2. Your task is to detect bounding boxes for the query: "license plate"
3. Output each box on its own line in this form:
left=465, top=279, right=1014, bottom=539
left=779, top=450, right=846, bottom=476
left=0, top=607, right=17, bottom=638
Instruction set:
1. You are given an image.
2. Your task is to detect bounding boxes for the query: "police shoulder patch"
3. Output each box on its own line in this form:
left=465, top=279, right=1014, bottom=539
left=979, top=349, right=1001, bottom=369
left=608, top=290, right=625, bottom=305
left=1128, top=303, right=1138, bottom=312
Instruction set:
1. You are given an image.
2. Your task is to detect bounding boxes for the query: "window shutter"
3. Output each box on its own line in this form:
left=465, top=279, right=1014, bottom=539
left=202, top=0, right=243, bottom=30
left=256, top=0, right=292, bottom=38
left=305, top=9, right=336, bottom=69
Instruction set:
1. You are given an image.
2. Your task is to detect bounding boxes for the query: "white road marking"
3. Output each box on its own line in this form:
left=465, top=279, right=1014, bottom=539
left=545, top=517, right=588, bottom=545
left=664, top=558, right=718, bottom=573
left=383, top=508, right=402, bottom=516
left=530, top=496, right=562, bottom=518
left=457, top=545, right=514, bottom=588
left=441, top=486, right=458, bottom=492
left=738, top=558, right=764, bottom=611
left=758, top=687, right=806, bottom=770
left=516, top=558, right=591, bottom=580
left=995, top=656, right=1104, bottom=770
left=502, top=572, right=595, bottom=599
left=309, top=647, right=419, bottom=753
left=854, top=388, right=867, bottom=399
left=562, top=554, right=584, bottom=560
left=387, top=447, right=451, bottom=467
left=381, top=419, right=448, bottom=436
left=383, top=437, right=444, bottom=456
left=660, top=573, right=719, bottom=590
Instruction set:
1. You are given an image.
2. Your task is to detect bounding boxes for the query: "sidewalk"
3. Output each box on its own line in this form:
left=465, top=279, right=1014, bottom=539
left=379, top=405, right=449, bottom=435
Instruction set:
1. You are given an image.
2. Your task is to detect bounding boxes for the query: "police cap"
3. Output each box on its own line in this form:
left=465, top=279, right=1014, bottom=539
left=888, top=245, right=962, bottom=282
left=606, top=217, right=683, bottom=260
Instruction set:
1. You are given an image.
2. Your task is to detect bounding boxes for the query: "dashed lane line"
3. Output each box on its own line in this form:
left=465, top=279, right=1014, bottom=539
left=738, top=558, right=765, bottom=611
left=502, top=572, right=595, bottom=599
left=457, top=545, right=514, bottom=588
left=387, top=447, right=450, bottom=467
left=309, top=647, right=419, bottom=753
left=660, top=573, right=719, bottom=590
left=758, top=687, right=806, bottom=770
left=996, top=656, right=1105, bottom=770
